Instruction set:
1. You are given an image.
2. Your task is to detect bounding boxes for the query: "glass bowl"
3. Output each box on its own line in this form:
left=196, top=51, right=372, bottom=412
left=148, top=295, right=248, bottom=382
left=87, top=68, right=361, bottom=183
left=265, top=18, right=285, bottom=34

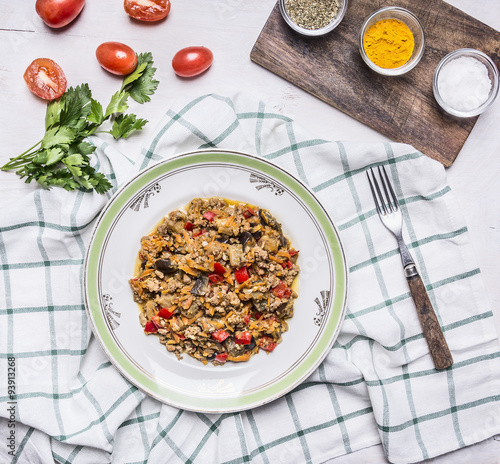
left=279, top=0, right=348, bottom=37
left=359, top=6, right=425, bottom=76
left=433, top=48, right=499, bottom=118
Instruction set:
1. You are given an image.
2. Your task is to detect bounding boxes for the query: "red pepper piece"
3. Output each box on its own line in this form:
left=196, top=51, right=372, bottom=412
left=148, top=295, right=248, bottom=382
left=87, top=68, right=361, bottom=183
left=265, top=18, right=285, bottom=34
left=208, top=273, right=224, bottom=284
left=235, top=266, right=250, bottom=283
left=289, top=249, right=299, bottom=256
left=192, top=229, right=205, bottom=237
left=235, top=330, right=252, bottom=345
left=259, top=336, right=278, bottom=352
left=243, top=314, right=251, bottom=325
left=213, top=262, right=226, bottom=275
left=177, top=333, right=186, bottom=340
left=184, top=222, right=194, bottom=231
left=151, top=315, right=163, bottom=329
left=271, top=281, right=292, bottom=299
left=253, top=311, right=262, bottom=320
left=212, top=329, right=230, bottom=343
left=203, top=211, right=216, bottom=222
left=242, top=207, right=255, bottom=219
left=144, top=321, right=158, bottom=334
left=157, top=307, right=174, bottom=319
left=215, top=352, right=228, bottom=363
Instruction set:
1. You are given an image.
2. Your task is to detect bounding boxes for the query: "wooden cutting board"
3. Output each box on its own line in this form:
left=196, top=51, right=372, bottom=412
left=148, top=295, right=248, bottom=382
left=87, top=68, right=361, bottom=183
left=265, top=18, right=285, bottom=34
left=250, top=0, right=500, bottom=166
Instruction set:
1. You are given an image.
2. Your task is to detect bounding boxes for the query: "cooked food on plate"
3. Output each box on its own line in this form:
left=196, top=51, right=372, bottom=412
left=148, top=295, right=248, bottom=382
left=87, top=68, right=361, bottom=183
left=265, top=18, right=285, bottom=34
left=129, top=197, right=300, bottom=365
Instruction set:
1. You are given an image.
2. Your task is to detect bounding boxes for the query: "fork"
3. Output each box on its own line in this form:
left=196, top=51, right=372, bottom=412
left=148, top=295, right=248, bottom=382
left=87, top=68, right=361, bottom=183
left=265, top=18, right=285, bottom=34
left=367, top=166, right=453, bottom=370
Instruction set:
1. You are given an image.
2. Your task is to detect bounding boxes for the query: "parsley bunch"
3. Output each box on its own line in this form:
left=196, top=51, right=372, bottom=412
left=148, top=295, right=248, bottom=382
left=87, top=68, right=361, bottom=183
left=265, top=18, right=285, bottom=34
left=1, top=53, right=159, bottom=194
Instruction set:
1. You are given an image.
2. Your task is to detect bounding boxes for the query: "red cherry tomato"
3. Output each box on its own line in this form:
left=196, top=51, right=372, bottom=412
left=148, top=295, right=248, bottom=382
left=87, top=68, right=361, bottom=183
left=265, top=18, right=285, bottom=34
left=96, top=42, right=138, bottom=76
left=23, top=58, right=67, bottom=101
left=172, top=46, right=214, bottom=78
left=35, top=0, right=85, bottom=28
left=124, top=0, right=171, bottom=22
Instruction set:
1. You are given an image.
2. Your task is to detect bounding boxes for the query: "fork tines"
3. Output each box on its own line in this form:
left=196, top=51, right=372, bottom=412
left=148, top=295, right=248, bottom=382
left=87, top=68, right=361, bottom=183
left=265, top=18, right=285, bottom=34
left=367, top=166, right=399, bottom=215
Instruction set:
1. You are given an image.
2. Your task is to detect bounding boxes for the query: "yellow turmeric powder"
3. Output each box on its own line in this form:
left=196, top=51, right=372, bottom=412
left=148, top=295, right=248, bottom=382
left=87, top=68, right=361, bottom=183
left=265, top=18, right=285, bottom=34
left=363, top=19, right=414, bottom=69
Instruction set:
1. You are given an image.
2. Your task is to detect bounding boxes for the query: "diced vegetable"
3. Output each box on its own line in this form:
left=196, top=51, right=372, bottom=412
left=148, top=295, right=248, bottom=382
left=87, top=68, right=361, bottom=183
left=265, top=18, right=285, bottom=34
left=215, top=353, right=228, bottom=363
left=242, top=207, right=255, bottom=219
left=208, top=273, right=224, bottom=284
left=203, top=211, right=216, bottom=222
left=235, top=331, right=252, bottom=345
left=213, top=262, right=226, bottom=275
left=259, top=336, right=278, bottom=352
left=184, top=222, right=194, bottom=231
left=234, top=266, right=250, bottom=283
left=154, top=258, right=176, bottom=274
left=144, top=321, right=158, bottom=334
left=151, top=315, right=163, bottom=329
left=271, top=281, right=292, bottom=299
left=212, top=329, right=230, bottom=343
left=157, top=307, right=174, bottom=319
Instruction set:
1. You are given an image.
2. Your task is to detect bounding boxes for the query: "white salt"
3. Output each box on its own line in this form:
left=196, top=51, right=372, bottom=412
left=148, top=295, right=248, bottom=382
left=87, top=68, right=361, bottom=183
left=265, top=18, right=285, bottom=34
left=437, top=56, right=492, bottom=112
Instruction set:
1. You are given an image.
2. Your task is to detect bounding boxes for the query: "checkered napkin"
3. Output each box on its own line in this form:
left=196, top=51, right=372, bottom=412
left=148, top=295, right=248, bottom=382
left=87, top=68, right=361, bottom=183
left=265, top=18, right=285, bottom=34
left=1, top=93, right=500, bottom=464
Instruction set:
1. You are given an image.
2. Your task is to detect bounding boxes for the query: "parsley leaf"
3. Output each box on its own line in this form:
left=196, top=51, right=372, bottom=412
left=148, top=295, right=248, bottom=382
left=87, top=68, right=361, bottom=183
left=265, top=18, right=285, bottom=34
left=87, top=98, right=104, bottom=125
left=105, top=91, right=130, bottom=118
left=41, top=126, right=76, bottom=149
left=1, top=52, right=159, bottom=194
left=109, top=114, right=148, bottom=139
left=123, top=53, right=159, bottom=104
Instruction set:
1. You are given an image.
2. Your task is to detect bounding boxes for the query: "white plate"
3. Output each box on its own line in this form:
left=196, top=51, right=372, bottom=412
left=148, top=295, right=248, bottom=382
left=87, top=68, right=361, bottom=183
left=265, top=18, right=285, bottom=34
left=84, top=149, right=348, bottom=413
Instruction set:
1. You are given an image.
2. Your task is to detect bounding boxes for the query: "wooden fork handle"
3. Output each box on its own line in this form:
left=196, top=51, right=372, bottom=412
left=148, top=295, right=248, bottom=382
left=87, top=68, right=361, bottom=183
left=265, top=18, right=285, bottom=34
left=406, top=273, right=454, bottom=370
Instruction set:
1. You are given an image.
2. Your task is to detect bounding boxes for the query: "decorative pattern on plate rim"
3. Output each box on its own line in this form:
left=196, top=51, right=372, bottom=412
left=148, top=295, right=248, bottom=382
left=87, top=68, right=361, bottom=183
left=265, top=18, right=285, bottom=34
left=249, top=173, right=284, bottom=195
left=103, top=294, right=121, bottom=330
left=129, top=183, right=161, bottom=211
left=314, top=290, right=331, bottom=326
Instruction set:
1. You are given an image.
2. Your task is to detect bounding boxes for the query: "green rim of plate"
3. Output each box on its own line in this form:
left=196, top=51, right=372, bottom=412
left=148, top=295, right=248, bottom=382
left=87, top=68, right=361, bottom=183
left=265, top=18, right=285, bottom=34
left=84, top=149, right=348, bottom=412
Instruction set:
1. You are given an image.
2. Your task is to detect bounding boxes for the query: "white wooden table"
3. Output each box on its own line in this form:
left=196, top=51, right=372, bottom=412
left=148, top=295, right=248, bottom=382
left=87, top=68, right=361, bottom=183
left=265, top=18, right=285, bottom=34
left=1, top=1, right=499, bottom=462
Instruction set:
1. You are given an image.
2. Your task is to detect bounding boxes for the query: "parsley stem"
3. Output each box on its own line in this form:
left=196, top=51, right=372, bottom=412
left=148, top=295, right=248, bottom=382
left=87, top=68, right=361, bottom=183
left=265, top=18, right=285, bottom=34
left=1, top=140, right=42, bottom=171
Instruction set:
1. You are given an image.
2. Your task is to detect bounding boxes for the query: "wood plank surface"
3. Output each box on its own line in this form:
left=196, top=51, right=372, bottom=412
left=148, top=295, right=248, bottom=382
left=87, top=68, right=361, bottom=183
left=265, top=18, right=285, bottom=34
left=250, top=0, right=500, bottom=166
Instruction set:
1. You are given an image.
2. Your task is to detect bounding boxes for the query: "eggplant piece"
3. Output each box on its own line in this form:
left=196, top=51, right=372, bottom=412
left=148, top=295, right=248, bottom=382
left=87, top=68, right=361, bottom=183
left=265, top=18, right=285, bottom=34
left=215, top=234, right=231, bottom=244
left=227, top=244, right=245, bottom=267
left=191, top=274, right=209, bottom=296
left=164, top=211, right=187, bottom=234
left=154, top=258, right=176, bottom=274
left=252, top=230, right=262, bottom=241
left=239, top=231, right=256, bottom=250
left=279, top=231, right=289, bottom=249
left=258, top=235, right=280, bottom=253
left=259, top=209, right=282, bottom=231
left=246, top=338, right=257, bottom=351
left=276, top=300, right=294, bottom=318
left=251, top=294, right=268, bottom=313
left=180, top=302, right=201, bottom=319
left=224, top=337, right=246, bottom=357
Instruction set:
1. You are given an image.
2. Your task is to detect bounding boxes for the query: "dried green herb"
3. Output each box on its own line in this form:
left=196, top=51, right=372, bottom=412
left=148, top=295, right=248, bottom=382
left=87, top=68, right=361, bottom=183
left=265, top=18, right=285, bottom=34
left=284, top=0, right=340, bottom=30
